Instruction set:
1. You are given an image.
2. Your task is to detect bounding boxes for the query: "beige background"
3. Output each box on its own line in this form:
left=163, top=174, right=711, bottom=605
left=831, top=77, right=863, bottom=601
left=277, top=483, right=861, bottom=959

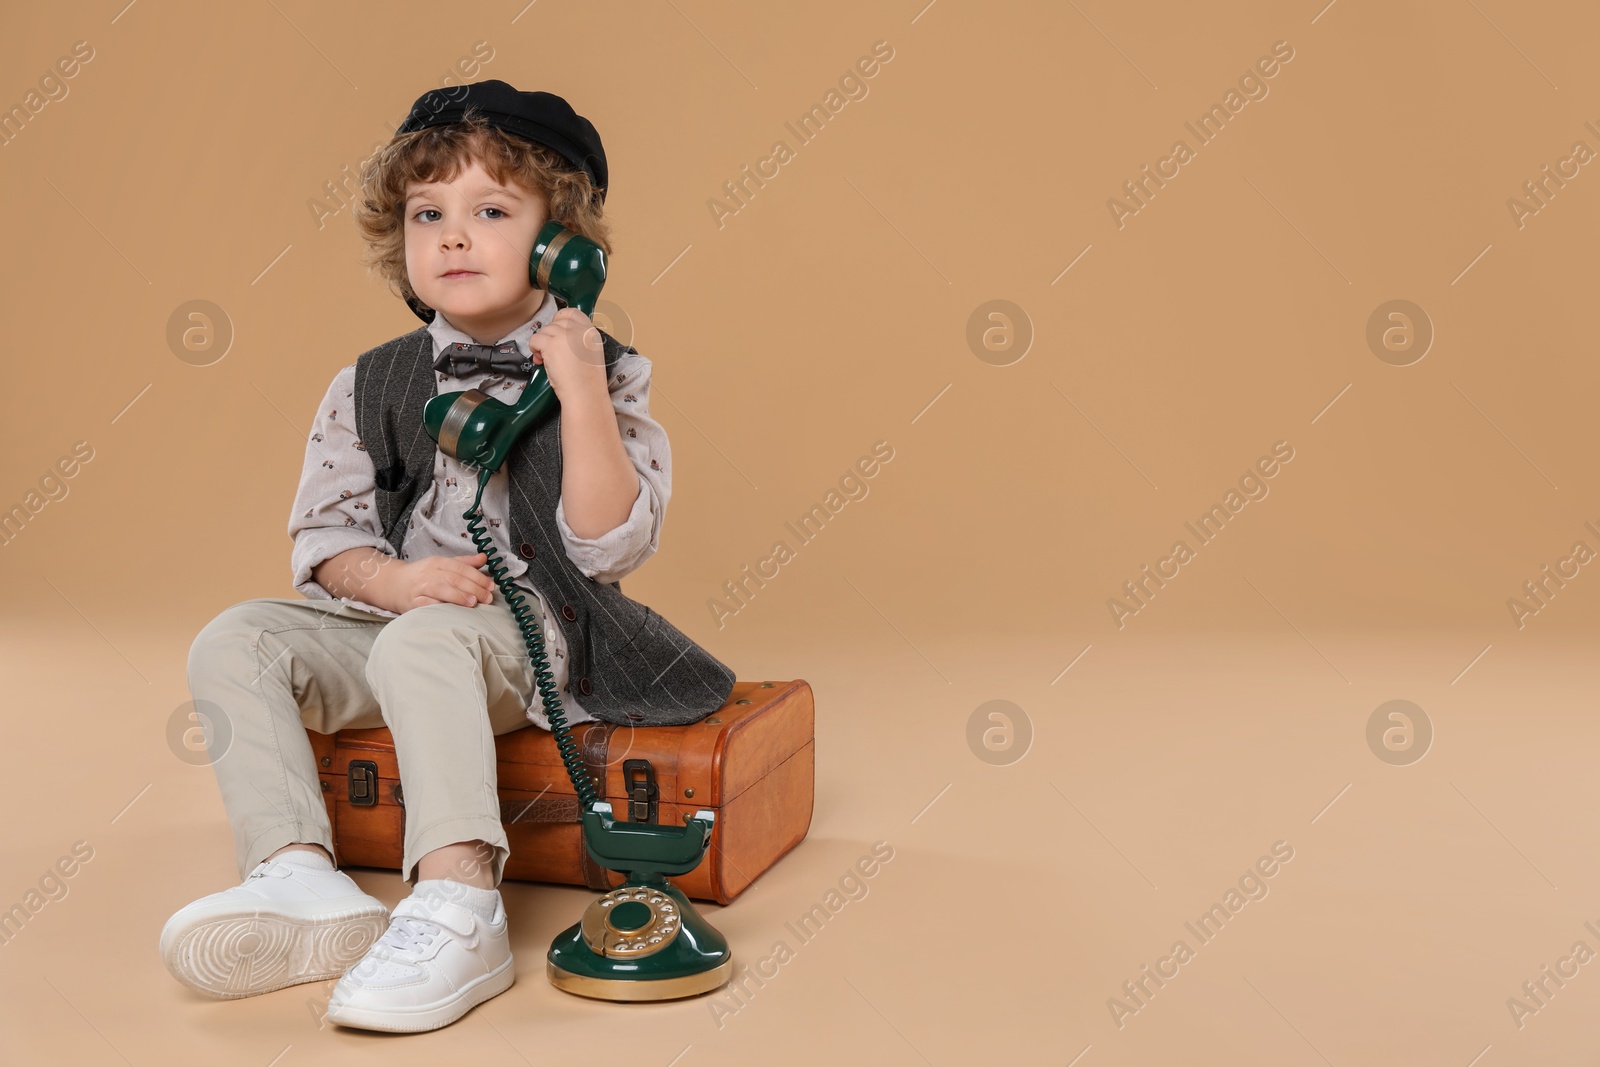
left=4, top=0, right=1600, bottom=1062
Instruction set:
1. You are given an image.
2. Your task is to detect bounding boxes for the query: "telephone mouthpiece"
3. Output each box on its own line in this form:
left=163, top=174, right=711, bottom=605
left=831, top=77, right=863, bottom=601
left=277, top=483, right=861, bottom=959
left=424, top=373, right=559, bottom=475
left=425, top=388, right=505, bottom=471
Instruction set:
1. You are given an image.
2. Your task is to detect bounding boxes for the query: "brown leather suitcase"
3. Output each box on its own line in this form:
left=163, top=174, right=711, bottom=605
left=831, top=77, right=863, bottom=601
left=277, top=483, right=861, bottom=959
left=307, top=679, right=813, bottom=905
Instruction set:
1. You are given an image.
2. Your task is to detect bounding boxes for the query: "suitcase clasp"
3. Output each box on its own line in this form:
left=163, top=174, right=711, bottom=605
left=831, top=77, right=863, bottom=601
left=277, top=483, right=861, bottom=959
left=623, top=759, right=658, bottom=823
left=349, top=760, right=378, bottom=807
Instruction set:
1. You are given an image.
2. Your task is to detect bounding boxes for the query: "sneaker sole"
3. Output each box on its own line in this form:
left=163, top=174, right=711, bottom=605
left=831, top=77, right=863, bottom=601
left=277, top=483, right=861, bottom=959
left=160, top=900, right=390, bottom=999
left=326, top=952, right=516, bottom=1032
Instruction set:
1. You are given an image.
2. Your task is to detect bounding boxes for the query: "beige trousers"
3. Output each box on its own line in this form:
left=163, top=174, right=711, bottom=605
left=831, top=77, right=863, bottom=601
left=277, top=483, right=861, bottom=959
left=185, top=594, right=542, bottom=888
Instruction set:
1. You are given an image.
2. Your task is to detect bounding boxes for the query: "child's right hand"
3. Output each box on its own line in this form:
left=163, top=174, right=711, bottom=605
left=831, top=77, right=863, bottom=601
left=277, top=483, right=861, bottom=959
left=390, top=552, right=495, bottom=612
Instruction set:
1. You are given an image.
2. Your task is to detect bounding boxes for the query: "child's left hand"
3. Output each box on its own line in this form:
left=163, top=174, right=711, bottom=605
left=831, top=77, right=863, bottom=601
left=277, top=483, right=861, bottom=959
left=528, top=307, right=608, bottom=400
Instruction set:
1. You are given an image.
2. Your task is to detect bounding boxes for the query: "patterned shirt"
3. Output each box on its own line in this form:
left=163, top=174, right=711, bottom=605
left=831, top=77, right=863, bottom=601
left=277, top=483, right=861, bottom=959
left=286, top=290, right=672, bottom=729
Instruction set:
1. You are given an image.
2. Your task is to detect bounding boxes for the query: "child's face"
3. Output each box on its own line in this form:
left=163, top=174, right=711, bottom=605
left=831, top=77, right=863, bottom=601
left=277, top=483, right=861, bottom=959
left=403, top=156, right=549, bottom=334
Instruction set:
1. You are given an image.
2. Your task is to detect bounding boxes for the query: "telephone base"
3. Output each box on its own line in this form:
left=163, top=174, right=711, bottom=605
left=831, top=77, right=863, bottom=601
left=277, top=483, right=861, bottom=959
left=546, top=873, right=732, bottom=1000
left=546, top=957, right=734, bottom=1002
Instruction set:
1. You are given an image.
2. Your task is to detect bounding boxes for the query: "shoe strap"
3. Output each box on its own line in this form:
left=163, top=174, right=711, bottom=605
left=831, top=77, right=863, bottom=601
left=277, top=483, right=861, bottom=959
left=248, top=860, right=294, bottom=880
left=391, top=893, right=479, bottom=939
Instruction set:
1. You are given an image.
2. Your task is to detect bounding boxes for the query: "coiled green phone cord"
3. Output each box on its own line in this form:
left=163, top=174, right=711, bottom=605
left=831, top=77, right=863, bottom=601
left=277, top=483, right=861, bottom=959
left=464, top=466, right=599, bottom=808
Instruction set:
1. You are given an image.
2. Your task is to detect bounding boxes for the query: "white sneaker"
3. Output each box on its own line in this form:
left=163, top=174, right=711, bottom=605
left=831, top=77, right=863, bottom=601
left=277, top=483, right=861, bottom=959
left=159, top=856, right=389, bottom=999
left=325, top=883, right=514, bottom=1032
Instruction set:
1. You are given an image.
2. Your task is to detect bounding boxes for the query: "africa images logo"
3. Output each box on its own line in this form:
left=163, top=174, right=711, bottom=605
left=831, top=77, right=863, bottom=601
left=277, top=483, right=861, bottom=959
left=1106, top=39, right=1297, bottom=229
left=1106, top=441, right=1295, bottom=628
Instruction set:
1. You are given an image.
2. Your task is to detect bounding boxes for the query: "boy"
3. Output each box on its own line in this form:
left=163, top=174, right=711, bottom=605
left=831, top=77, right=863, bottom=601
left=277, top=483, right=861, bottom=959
left=161, top=81, right=736, bottom=1033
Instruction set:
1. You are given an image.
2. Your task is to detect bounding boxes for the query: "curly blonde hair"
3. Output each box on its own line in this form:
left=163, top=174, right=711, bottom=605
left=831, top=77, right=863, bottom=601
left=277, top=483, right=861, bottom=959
left=353, top=108, right=613, bottom=316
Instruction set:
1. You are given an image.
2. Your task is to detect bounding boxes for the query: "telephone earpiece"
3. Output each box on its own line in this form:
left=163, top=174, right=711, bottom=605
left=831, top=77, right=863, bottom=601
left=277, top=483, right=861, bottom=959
left=530, top=219, right=606, bottom=317
left=423, top=219, right=607, bottom=473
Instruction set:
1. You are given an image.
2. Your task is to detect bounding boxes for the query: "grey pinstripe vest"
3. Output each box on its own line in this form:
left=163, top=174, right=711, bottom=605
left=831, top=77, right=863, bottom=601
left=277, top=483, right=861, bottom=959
left=352, top=325, right=736, bottom=727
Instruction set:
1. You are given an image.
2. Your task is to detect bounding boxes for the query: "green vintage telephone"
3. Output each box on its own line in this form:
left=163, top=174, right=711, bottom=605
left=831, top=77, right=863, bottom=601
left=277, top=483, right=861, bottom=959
left=422, top=219, right=733, bottom=1001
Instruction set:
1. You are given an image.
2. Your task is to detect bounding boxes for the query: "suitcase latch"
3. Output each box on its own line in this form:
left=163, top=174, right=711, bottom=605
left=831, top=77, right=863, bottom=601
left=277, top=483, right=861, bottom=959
left=349, top=760, right=378, bottom=807
left=623, top=759, right=658, bottom=823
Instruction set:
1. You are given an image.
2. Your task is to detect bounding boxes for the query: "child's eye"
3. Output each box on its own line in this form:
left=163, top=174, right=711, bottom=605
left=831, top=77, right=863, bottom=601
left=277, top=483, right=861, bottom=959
left=414, top=208, right=440, bottom=223
left=479, top=206, right=506, bottom=220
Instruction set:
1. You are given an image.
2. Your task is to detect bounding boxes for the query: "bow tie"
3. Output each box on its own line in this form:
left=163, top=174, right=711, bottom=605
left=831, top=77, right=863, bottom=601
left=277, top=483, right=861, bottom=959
left=432, top=341, right=534, bottom=378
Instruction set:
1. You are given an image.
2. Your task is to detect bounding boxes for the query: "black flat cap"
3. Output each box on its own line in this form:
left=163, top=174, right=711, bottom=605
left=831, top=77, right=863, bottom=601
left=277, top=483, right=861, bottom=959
left=394, top=79, right=607, bottom=202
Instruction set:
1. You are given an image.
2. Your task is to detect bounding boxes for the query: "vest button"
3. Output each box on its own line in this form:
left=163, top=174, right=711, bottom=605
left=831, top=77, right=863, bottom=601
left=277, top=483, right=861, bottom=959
left=518, top=542, right=536, bottom=559
left=561, top=604, right=577, bottom=622
left=578, top=676, right=593, bottom=696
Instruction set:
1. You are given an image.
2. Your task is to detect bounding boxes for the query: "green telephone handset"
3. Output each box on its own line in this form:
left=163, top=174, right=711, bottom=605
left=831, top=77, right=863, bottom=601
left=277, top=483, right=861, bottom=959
left=421, top=219, right=606, bottom=474
left=421, top=219, right=732, bottom=1002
